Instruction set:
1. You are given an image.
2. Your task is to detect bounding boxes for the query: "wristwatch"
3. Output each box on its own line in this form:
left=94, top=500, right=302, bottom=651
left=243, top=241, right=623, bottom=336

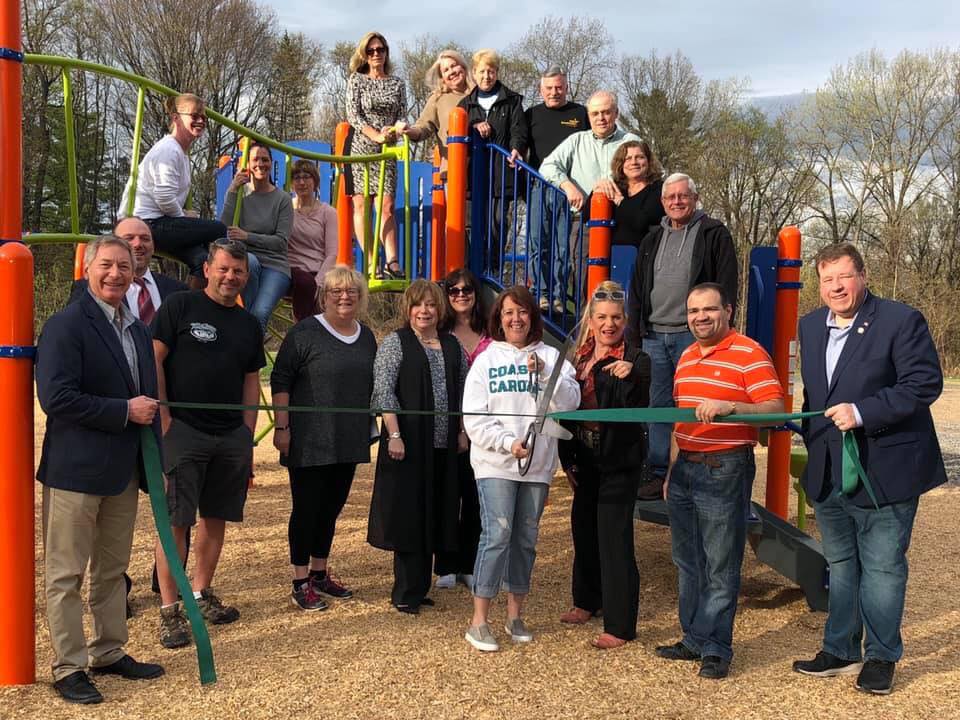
left=389, top=431, right=402, bottom=439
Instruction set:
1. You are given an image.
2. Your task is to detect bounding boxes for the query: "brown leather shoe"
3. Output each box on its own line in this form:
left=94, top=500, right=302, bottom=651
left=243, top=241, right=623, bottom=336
left=559, top=607, right=595, bottom=624
left=591, top=633, right=627, bottom=650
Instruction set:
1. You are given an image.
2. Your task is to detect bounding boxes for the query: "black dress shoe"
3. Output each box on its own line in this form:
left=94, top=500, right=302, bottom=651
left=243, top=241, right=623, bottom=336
left=699, top=655, right=731, bottom=679
left=92, top=654, right=165, bottom=680
left=655, top=640, right=700, bottom=661
left=394, top=603, right=420, bottom=615
left=419, top=597, right=435, bottom=607
left=53, top=671, right=103, bottom=704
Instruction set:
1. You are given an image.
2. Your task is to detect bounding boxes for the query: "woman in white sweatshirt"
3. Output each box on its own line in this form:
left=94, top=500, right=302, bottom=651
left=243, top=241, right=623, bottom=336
left=462, top=285, right=580, bottom=652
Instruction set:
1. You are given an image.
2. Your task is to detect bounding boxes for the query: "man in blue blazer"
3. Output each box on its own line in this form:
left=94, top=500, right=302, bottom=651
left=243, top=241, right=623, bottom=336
left=793, top=243, right=946, bottom=695
left=37, top=235, right=166, bottom=704
left=68, top=217, right=188, bottom=323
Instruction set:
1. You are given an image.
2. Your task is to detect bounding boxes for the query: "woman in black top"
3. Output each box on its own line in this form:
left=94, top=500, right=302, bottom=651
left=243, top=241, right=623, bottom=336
left=270, top=266, right=377, bottom=611
left=558, top=280, right=651, bottom=649
left=368, top=280, right=469, bottom=614
left=611, top=141, right=665, bottom=247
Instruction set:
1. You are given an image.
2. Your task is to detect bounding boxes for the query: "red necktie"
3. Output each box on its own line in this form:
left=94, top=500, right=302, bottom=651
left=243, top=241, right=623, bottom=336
left=134, top=277, right=156, bottom=325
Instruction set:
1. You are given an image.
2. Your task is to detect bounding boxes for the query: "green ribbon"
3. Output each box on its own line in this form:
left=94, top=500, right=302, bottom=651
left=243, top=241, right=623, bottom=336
left=140, top=427, right=217, bottom=685
left=842, top=430, right=880, bottom=509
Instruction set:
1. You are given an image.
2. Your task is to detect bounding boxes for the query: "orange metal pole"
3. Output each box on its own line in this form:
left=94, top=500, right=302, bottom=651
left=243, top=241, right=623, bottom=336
left=586, top=193, right=613, bottom=298
left=444, top=108, right=468, bottom=273
left=73, top=244, right=85, bottom=279
left=0, top=0, right=36, bottom=685
left=430, top=146, right=446, bottom=281
left=334, top=122, right=353, bottom=267
left=765, top=226, right=802, bottom=519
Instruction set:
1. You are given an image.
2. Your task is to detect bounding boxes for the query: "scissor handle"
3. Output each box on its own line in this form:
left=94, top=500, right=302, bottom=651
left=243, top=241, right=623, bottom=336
left=517, top=422, right=537, bottom=477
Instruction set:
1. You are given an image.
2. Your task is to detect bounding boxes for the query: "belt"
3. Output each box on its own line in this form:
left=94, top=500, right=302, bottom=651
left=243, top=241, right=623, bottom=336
left=678, top=447, right=750, bottom=468
left=577, top=426, right=601, bottom=451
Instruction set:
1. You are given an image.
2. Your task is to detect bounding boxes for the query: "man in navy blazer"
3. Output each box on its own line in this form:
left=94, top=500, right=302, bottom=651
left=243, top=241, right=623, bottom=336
left=68, top=217, right=188, bottom=322
left=793, top=243, right=946, bottom=695
left=37, top=235, right=166, bottom=704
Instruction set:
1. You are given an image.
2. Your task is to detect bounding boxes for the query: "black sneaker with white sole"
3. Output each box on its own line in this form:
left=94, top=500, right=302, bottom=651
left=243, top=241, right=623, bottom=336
left=855, top=660, right=895, bottom=695
left=793, top=650, right=863, bottom=677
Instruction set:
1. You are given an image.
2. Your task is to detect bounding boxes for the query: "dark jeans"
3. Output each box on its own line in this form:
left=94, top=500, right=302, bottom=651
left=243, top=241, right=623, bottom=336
left=146, top=216, right=227, bottom=277
left=570, top=458, right=641, bottom=640
left=242, top=255, right=291, bottom=332
left=526, top=186, right=570, bottom=304
left=288, top=463, right=356, bottom=566
left=642, top=329, right=695, bottom=479
left=812, top=489, right=919, bottom=662
left=434, top=452, right=481, bottom=577
left=667, top=446, right=754, bottom=661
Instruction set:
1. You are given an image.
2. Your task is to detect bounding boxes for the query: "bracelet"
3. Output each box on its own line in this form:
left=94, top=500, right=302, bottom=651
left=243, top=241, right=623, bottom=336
left=275, top=425, right=289, bottom=431
left=389, top=431, right=402, bottom=440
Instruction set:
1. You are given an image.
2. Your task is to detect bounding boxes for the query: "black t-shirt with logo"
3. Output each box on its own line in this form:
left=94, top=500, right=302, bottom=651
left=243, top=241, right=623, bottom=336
left=153, top=290, right=265, bottom=433
left=525, top=102, right=589, bottom=170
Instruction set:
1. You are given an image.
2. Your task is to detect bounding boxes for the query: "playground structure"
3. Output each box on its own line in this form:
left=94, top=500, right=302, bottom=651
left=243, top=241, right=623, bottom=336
left=0, top=16, right=824, bottom=687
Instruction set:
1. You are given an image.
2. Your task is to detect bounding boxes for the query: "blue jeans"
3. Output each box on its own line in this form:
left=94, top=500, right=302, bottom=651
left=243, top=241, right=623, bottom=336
left=241, top=254, right=290, bottom=331
left=642, top=329, right=695, bottom=479
left=526, top=185, right=570, bottom=304
left=472, top=478, right=549, bottom=598
left=145, top=215, right=227, bottom=277
left=812, top=489, right=918, bottom=662
left=667, top=447, right=753, bottom=661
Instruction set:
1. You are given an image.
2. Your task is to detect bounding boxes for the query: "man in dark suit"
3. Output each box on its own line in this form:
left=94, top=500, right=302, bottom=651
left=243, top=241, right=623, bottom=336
left=69, top=216, right=188, bottom=321
left=793, top=243, right=946, bottom=695
left=37, top=235, right=166, bottom=704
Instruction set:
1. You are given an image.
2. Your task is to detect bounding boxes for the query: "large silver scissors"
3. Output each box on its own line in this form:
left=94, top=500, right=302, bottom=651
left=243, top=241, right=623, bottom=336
left=518, top=334, right=576, bottom=476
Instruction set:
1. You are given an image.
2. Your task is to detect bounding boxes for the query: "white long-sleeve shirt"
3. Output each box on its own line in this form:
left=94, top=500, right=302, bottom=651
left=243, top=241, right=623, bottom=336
left=464, top=340, right=580, bottom=484
left=119, top=135, right=192, bottom=219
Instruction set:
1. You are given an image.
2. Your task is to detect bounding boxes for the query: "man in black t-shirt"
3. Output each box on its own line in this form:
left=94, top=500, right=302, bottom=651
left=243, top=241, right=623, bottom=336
left=525, top=67, right=588, bottom=313
left=151, top=239, right=266, bottom=649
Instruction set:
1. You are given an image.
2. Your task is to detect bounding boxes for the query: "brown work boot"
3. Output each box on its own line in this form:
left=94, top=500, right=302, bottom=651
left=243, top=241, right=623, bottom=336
left=197, top=588, right=240, bottom=624
left=159, top=603, right=191, bottom=649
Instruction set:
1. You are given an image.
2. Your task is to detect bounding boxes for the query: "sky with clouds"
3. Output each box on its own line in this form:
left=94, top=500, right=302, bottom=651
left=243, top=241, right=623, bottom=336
left=265, top=0, right=958, bottom=97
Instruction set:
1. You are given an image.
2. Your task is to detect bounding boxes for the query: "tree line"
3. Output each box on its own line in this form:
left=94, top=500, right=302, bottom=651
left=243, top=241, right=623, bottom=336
left=19, top=1, right=960, bottom=369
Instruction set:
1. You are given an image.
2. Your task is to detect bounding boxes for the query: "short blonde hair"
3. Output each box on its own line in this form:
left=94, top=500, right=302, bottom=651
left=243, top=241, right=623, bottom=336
left=165, top=93, right=205, bottom=133
left=574, top=280, right=627, bottom=353
left=426, top=49, right=474, bottom=94
left=319, top=265, right=369, bottom=317
left=349, top=31, right=393, bottom=75
left=472, top=49, right=500, bottom=71
left=400, top=279, right=448, bottom=329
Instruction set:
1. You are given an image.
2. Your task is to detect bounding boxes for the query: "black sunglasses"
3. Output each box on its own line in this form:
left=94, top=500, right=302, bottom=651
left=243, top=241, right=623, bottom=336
left=366, top=46, right=387, bottom=56
left=593, top=289, right=625, bottom=301
left=447, top=285, right=475, bottom=297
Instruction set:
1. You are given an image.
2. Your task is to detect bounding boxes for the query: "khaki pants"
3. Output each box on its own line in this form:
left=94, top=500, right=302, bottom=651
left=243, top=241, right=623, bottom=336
left=42, top=478, right=139, bottom=680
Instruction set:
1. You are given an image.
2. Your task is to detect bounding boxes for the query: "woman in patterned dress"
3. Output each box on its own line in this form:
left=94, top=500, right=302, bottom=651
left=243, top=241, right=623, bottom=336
left=345, top=32, right=407, bottom=279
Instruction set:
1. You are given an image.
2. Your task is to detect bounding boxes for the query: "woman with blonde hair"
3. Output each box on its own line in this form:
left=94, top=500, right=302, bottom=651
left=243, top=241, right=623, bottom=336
left=119, top=92, right=226, bottom=287
left=271, top=266, right=377, bottom=610
left=611, top=141, right=665, bottom=247
left=368, top=280, right=469, bottom=614
left=558, top=280, right=651, bottom=649
left=402, top=49, right=473, bottom=171
left=345, top=32, right=408, bottom=279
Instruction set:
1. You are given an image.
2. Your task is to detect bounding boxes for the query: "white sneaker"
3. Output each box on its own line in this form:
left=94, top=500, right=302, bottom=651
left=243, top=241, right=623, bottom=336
left=465, top=623, right=499, bottom=652
left=435, top=574, right=456, bottom=589
left=457, top=573, right=474, bottom=588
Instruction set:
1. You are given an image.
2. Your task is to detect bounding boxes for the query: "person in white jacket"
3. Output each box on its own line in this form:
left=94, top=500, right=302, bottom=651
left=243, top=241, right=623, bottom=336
left=462, top=285, right=580, bottom=652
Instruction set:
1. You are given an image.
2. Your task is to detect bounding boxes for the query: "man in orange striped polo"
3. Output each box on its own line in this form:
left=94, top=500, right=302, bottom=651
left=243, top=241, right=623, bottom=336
left=655, top=282, right=783, bottom=680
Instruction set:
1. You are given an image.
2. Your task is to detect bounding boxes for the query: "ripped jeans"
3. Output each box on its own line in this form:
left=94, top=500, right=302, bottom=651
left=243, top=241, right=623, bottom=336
left=472, top=478, right=549, bottom=599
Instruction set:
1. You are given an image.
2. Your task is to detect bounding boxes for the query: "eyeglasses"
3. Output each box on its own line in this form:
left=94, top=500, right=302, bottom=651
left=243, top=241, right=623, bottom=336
left=178, top=112, right=207, bottom=123
left=291, top=173, right=315, bottom=181
left=447, top=286, right=475, bottom=297
left=327, top=287, right=360, bottom=298
left=366, top=46, right=387, bottom=56
left=593, top=289, right=625, bottom=301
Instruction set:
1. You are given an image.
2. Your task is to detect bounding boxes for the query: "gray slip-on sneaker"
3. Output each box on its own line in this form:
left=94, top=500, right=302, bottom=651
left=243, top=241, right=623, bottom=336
left=465, top=623, right=499, bottom=652
left=505, top=617, right=533, bottom=643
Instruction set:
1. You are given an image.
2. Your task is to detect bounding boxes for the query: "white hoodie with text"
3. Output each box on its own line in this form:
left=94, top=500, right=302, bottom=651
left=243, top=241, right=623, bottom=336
left=463, top=340, right=580, bottom=484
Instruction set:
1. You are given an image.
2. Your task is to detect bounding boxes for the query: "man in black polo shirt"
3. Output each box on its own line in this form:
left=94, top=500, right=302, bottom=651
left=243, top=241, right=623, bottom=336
left=151, top=239, right=265, bottom=649
left=525, top=67, right=588, bottom=313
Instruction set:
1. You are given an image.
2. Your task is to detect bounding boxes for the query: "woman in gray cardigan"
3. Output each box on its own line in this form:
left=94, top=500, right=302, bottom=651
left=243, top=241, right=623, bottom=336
left=270, top=266, right=377, bottom=611
left=221, top=140, right=293, bottom=330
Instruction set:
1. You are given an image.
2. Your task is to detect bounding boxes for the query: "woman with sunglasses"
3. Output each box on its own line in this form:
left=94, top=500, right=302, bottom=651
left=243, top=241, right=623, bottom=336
left=462, top=286, right=579, bottom=651
left=288, top=159, right=339, bottom=321
left=557, top=280, right=651, bottom=649
left=432, top=269, right=490, bottom=591
left=345, top=32, right=408, bottom=279
left=221, top=140, right=294, bottom=332
left=119, top=93, right=226, bottom=288
left=270, top=266, right=376, bottom=611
